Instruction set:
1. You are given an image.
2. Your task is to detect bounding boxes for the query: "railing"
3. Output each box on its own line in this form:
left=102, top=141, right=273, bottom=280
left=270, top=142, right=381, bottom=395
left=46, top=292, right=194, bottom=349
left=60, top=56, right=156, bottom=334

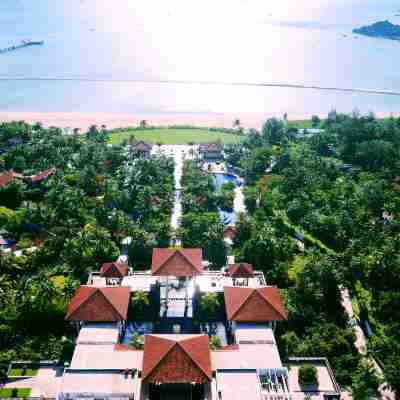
left=262, top=394, right=292, bottom=400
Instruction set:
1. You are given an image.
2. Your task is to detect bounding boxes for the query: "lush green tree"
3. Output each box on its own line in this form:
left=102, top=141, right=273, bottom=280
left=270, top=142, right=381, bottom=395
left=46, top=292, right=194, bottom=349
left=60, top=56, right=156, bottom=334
left=298, top=364, right=318, bottom=386
left=262, top=118, right=285, bottom=145
left=351, top=360, right=381, bottom=400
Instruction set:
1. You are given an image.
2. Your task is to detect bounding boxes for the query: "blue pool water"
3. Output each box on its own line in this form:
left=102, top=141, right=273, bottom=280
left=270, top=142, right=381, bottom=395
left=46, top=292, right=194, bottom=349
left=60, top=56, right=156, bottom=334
left=212, top=173, right=240, bottom=226
left=212, top=173, right=241, bottom=189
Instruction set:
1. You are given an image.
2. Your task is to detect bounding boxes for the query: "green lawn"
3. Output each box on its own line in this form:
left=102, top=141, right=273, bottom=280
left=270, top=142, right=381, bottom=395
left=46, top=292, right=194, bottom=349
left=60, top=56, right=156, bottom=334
left=8, top=368, right=38, bottom=377
left=108, top=128, right=244, bottom=145
left=0, top=389, right=32, bottom=398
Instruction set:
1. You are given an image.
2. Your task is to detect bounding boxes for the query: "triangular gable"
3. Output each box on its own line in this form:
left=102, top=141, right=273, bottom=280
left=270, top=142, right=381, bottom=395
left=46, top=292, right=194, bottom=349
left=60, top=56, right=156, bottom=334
left=233, top=290, right=283, bottom=322
left=146, top=343, right=208, bottom=383
left=66, top=288, right=127, bottom=322
left=229, top=263, right=253, bottom=278
left=100, top=262, right=128, bottom=278
left=105, top=263, right=122, bottom=277
left=143, top=335, right=211, bottom=383
left=156, top=251, right=198, bottom=276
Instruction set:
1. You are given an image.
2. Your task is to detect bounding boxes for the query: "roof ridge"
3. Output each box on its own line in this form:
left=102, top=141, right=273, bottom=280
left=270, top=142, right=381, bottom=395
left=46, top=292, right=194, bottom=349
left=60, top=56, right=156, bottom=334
left=66, top=287, right=97, bottom=319
left=143, top=337, right=176, bottom=379
left=157, top=249, right=197, bottom=274
left=257, top=288, right=286, bottom=319
left=178, top=336, right=211, bottom=380
left=99, top=288, right=126, bottom=320
left=230, top=288, right=254, bottom=320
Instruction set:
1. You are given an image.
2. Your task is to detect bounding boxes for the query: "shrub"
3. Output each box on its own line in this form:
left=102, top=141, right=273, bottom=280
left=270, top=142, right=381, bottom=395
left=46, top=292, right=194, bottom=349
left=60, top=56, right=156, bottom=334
left=130, top=332, right=143, bottom=350
left=298, top=364, right=318, bottom=386
left=209, top=336, right=222, bottom=350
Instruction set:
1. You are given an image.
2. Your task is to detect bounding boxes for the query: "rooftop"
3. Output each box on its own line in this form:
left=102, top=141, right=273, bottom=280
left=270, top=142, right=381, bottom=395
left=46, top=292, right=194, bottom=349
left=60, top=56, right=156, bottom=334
left=151, top=248, right=204, bottom=276
left=60, top=370, right=138, bottom=397
left=224, top=286, right=288, bottom=322
left=65, top=286, right=130, bottom=322
left=100, top=261, right=129, bottom=278
left=143, top=334, right=212, bottom=384
left=76, top=322, right=120, bottom=345
left=0, top=170, right=23, bottom=187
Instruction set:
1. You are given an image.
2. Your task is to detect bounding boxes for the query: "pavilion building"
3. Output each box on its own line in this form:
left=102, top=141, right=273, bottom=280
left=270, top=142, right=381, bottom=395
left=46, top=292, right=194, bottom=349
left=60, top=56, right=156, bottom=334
left=56, top=248, right=342, bottom=400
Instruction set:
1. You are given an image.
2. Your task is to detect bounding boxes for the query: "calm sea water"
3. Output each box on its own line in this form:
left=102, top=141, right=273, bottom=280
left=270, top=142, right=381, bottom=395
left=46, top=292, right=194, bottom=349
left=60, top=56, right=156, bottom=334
left=1, top=0, right=400, bottom=117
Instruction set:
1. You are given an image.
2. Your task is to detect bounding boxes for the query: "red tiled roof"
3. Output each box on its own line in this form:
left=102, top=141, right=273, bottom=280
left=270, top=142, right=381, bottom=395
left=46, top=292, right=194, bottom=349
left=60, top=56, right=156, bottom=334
left=0, top=171, right=23, bottom=187
left=30, top=167, right=56, bottom=183
left=224, top=226, right=237, bottom=239
left=100, top=262, right=129, bottom=278
left=65, top=286, right=130, bottom=322
left=151, top=248, right=203, bottom=276
left=228, top=263, right=254, bottom=278
left=142, top=335, right=212, bottom=383
left=224, top=287, right=288, bottom=322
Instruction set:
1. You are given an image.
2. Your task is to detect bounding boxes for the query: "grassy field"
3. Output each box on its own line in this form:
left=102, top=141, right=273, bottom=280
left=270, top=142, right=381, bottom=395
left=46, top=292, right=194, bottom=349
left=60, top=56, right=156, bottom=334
left=0, top=389, right=31, bottom=398
left=108, top=128, right=244, bottom=145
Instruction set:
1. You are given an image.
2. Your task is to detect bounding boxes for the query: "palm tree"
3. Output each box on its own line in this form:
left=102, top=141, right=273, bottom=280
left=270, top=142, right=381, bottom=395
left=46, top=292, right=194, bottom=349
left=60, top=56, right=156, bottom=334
left=200, top=293, right=220, bottom=318
left=130, top=332, right=143, bottom=349
left=209, top=335, right=222, bottom=350
left=131, top=290, right=150, bottom=313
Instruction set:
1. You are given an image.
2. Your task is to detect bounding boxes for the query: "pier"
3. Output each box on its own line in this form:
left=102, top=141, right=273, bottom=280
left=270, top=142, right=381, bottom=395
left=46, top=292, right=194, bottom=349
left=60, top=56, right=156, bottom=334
left=0, top=40, right=44, bottom=55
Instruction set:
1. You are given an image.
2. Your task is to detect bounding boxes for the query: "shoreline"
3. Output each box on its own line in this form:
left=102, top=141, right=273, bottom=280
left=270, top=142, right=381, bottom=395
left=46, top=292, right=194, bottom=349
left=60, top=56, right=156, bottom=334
left=0, top=111, right=399, bottom=131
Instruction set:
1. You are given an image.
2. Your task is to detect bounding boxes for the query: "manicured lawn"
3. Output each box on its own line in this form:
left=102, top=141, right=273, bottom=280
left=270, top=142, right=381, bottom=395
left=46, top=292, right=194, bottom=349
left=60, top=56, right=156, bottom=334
left=108, top=128, right=244, bottom=145
left=8, top=368, right=38, bottom=377
left=0, top=388, right=32, bottom=398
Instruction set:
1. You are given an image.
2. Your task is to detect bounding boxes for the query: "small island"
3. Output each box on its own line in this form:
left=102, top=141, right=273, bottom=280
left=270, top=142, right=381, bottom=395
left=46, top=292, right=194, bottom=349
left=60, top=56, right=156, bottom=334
left=353, top=20, right=400, bottom=40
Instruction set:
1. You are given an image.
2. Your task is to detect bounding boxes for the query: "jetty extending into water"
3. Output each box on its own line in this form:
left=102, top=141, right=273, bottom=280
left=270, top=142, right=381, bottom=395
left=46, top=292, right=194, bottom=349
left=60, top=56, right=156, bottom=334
left=0, top=40, right=44, bottom=55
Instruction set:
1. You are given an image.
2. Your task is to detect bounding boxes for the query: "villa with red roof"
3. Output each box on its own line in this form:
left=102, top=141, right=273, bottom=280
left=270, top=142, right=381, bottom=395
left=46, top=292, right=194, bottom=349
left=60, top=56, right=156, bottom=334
left=100, top=261, right=129, bottom=284
left=28, top=166, right=56, bottom=184
left=0, top=170, right=23, bottom=188
left=52, top=247, right=342, bottom=400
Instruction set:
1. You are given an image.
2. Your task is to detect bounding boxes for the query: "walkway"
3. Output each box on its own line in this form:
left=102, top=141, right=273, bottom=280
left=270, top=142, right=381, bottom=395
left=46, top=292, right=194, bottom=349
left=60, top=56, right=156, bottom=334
left=153, top=145, right=196, bottom=244
left=233, top=184, right=246, bottom=214
left=340, top=288, right=395, bottom=400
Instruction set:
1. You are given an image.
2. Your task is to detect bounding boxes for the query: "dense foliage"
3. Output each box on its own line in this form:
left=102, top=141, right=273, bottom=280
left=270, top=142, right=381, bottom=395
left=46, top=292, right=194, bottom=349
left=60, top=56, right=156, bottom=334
left=180, top=160, right=227, bottom=268
left=0, top=123, right=173, bottom=368
left=227, top=114, right=400, bottom=395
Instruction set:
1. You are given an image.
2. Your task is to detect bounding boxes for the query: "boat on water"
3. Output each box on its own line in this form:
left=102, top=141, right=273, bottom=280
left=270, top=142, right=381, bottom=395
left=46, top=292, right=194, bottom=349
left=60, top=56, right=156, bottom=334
left=0, top=39, right=44, bottom=54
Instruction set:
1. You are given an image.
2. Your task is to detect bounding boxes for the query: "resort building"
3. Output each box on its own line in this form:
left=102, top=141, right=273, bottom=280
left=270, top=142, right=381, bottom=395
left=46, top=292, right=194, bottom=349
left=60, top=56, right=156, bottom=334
left=52, top=248, right=343, bottom=400
left=3, top=247, right=341, bottom=399
left=0, top=170, right=23, bottom=187
left=27, top=167, right=56, bottom=185
left=199, top=142, right=224, bottom=161
left=129, top=141, right=153, bottom=158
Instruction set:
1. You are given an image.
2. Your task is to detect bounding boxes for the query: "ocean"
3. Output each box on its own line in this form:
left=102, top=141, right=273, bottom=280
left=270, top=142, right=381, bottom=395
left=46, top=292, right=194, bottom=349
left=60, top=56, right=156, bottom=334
left=1, top=0, right=400, bottom=120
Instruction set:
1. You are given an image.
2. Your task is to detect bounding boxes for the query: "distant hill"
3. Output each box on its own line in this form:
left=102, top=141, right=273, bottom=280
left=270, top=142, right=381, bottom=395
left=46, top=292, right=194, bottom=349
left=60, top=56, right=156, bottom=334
left=353, top=20, right=400, bottom=40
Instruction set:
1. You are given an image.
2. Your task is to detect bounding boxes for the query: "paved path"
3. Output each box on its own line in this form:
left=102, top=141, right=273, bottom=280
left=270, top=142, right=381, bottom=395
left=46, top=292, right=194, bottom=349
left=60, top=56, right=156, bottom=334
left=233, top=184, right=246, bottom=214
left=152, top=145, right=197, bottom=243
left=340, top=288, right=395, bottom=400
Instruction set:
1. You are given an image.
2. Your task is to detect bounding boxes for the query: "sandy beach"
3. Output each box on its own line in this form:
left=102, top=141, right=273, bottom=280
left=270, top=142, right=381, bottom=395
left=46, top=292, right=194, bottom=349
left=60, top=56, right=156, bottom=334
left=0, top=111, right=398, bottom=131
left=0, top=112, right=269, bottom=130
